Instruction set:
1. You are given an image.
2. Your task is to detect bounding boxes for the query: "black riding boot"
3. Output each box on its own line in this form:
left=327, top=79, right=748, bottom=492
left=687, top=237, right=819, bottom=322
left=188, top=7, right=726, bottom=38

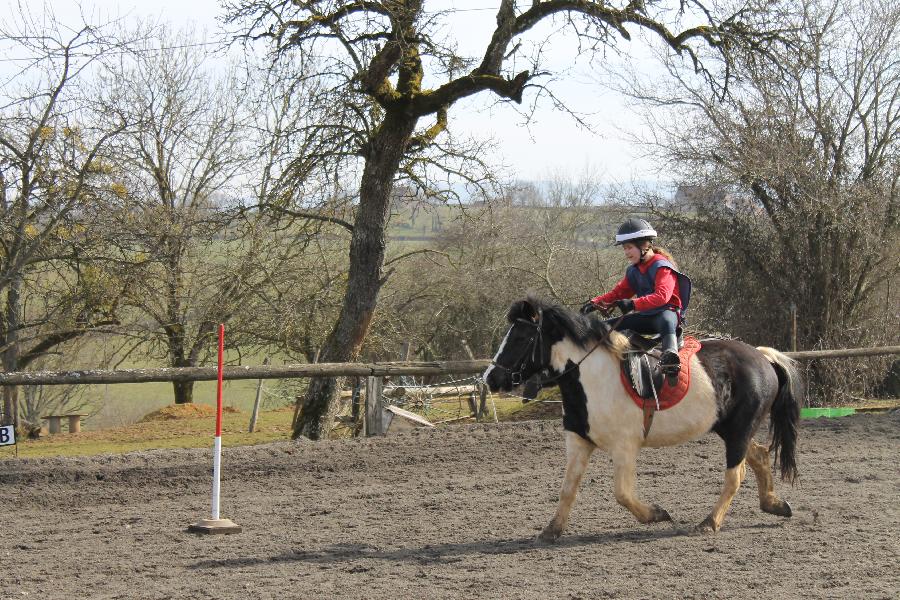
left=660, top=333, right=681, bottom=385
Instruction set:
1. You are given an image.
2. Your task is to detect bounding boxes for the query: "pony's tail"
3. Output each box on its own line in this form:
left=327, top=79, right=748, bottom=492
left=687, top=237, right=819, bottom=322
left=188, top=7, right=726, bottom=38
left=756, top=347, right=803, bottom=484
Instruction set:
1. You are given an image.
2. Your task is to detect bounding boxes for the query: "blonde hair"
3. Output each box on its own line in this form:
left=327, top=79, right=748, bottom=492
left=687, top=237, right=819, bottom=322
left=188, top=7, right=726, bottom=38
left=651, top=245, right=678, bottom=268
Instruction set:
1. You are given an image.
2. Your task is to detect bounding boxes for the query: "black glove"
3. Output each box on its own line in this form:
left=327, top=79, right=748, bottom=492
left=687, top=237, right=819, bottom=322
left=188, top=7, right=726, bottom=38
left=614, top=299, right=635, bottom=314
left=580, top=300, right=597, bottom=315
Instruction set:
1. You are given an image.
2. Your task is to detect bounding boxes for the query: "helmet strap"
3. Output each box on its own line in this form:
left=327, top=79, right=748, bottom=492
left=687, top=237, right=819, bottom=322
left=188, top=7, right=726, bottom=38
left=639, top=242, right=652, bottom=262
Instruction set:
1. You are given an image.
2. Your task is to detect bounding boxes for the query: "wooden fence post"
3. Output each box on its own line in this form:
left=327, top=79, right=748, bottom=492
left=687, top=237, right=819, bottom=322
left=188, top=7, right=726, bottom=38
left=365, top=376, right=384, bottom=436
left=790, top=302, right=798, bottom=353
left=477, top=382, right=488, bottom=421
left=248, top=357, right=269, bottom=433
left=467, top=391, right=478, bottom=416
left=350, top=377, right=361, bottom=419
left=350, top=377, right=362, bottom=436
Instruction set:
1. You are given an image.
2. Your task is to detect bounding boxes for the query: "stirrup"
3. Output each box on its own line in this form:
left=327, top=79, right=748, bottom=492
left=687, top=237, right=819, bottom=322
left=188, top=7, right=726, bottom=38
left=660, top=351, right=681, bottom=386
left=663, top=365, right=680, bottom=386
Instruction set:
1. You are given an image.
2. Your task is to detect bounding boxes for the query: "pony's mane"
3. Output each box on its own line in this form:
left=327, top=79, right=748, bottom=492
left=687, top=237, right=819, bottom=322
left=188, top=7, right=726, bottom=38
left=507, top=295, right=630, bottom=360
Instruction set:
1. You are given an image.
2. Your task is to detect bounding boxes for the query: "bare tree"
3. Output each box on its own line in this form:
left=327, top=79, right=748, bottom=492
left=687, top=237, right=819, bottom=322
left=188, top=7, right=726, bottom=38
left=226, top=0, right=783, bottom=439
left=625, top=0, right=899, bottom=394
left=229, top=55, right=356, bottom=364
left=93, top=31, right=356, bottom=405
left=94, top=29, right=269, bottom=404
left=0, top=7, right=130, bottom=428
left=643, top=0, right=898, bottom=343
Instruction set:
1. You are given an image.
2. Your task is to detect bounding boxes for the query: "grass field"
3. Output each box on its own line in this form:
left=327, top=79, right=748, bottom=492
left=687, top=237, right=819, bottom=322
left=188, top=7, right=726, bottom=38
left=385, top=201, right=462, bottom=240
left=84, top=377, right=286, bottom=429
left=1, top=391, right=561, bottom=459
left=37, top=340, right=300, bottom=431
left=2, top=404, right=295, bottom=458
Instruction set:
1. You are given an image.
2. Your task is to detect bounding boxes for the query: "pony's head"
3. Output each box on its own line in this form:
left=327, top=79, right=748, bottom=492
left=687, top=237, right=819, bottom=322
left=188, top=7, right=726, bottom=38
left=483, top=295, right=628, bottom=393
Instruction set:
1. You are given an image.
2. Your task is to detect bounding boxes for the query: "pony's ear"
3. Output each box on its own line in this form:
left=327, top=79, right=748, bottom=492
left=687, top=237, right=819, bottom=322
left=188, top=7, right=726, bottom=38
left=523, top=300, right=539, bottom=322
left=508, top=298, right=539, bottom=323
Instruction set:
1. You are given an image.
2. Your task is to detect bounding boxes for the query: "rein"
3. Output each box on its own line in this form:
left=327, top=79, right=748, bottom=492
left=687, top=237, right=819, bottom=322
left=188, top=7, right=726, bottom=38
left=539, top=312, right=626, bottom=386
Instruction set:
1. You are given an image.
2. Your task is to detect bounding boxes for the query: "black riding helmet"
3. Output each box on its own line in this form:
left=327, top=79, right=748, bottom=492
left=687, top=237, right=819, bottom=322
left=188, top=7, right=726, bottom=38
left=614, top=217, right=657, bottom=261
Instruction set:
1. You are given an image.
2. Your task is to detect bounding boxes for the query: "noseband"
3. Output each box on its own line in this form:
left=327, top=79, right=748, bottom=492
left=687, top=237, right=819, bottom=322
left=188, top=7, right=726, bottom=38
left=490, top=311, right=545, bottom=386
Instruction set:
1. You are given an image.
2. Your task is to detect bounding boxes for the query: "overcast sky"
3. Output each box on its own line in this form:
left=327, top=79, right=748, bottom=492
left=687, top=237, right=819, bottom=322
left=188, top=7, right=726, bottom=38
left=4, top=0, right=666, bottom=184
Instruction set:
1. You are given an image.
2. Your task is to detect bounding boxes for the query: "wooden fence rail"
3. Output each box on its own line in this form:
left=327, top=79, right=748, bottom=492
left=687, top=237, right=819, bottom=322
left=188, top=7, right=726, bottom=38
left=0, top=346, right=897, bottom=387
left=780, top=346, right=900, bottom=360
left=0, top=360, right=493, bottom=387
left=2, top=346, right=897, bottom=437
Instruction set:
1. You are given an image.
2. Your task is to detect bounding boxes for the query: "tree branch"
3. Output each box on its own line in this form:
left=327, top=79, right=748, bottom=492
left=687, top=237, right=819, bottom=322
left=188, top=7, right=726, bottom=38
left=250, top=203, right=355, bottom=233
left=18, top=319, right=119, bottom=370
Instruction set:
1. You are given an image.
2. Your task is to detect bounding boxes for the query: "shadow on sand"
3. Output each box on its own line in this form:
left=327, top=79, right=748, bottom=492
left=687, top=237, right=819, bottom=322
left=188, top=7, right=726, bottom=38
left=189, top=526, right=691, bottom=570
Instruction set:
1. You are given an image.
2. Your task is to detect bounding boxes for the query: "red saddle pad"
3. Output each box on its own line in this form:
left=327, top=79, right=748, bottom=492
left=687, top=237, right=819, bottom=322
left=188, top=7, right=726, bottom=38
left=620, top=336, right=703, bottom=410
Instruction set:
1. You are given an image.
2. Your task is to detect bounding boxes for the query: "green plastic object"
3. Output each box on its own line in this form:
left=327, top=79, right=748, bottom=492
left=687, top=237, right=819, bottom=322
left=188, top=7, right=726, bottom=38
left=800, top=407, right=856, bottom=419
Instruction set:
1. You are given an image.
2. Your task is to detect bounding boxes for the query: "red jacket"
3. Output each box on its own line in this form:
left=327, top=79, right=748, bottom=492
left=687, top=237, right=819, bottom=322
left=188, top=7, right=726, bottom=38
left=592, top=253, right=683, bottom=313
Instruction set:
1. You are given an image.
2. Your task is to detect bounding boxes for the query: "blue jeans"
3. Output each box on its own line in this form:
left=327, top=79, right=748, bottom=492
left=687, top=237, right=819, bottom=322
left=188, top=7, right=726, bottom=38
left=606, top=310, right=678, bottom=338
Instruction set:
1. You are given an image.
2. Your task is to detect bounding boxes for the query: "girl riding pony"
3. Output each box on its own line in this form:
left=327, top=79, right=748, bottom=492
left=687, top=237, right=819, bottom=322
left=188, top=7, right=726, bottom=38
left=581, top=218, right=691, bottom=379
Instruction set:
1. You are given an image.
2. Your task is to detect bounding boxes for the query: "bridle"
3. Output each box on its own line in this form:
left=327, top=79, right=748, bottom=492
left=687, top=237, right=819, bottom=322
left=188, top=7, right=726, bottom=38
left=489, top=311, right=546, bottom=386
left=489, top=309, right=626, bottom=388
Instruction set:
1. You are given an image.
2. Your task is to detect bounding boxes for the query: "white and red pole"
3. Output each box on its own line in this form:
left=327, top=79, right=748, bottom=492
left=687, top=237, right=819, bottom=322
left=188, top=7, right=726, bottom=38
left=211, top=322, right=224, bottom=520
left=187, top=323, right=241, bottom=535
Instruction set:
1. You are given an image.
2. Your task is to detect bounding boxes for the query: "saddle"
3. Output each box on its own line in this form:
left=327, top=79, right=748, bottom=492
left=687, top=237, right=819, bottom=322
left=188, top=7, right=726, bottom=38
left=619, top=332, right=702, bottom=438
left=620, top=330, right=682, bottom=396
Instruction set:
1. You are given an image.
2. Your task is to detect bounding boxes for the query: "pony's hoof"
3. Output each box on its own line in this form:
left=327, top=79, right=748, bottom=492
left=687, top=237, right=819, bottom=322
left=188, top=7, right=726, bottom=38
left=762, top=500, right=792, bottom=518
left=695, top=516, right=719, bottom=533
left=648, top=504, right=672, bottom=523
left=538, top=526, right=561, bottom=543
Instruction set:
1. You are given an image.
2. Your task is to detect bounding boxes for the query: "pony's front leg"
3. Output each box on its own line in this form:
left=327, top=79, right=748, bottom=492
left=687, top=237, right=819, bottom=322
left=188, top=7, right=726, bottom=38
left=539, top=432, right=594, bottom=543
left=612, top=446, right=672, bottom=524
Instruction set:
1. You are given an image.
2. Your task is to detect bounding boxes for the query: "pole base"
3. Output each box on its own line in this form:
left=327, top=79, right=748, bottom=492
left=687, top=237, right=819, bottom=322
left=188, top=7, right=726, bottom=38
left=187, top=518, right=242, bottom=535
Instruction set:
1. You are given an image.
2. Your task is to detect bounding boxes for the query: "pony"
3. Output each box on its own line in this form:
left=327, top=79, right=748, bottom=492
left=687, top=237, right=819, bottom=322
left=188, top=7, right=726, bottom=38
left=483, top=296, right=802, bottom=538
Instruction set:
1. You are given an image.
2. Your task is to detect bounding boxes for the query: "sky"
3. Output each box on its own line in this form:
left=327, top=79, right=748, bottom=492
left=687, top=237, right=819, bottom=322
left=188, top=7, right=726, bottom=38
left=3, top=0, right=666, bottom=185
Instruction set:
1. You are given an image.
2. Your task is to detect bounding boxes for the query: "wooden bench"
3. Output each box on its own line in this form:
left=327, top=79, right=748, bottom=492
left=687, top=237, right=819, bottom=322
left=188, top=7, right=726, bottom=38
left=42, top=414, right=88, bottom=434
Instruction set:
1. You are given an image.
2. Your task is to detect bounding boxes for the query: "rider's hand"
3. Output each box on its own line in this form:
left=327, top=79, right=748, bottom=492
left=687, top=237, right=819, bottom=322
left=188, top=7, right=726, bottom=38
left=614, top=299, right=635, bottom=314
left=597, top=301, right=614, bottom=316
left=580, top=300, right=597, bottom=315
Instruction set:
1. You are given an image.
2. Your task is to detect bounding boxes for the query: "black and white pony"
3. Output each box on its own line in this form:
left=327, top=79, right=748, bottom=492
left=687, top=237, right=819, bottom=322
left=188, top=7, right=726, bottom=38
left=483, top=296, right=802, bottom=538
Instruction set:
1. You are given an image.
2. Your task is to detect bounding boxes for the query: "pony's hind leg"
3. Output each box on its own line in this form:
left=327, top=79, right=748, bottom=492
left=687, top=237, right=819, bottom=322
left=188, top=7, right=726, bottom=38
left=539, top=432, right=594, bottom=543
left=697, top=460, right=747, bottom=532
left=746, top=441, right=792, bottom=517
left=611, top=445, right=672, bottom=525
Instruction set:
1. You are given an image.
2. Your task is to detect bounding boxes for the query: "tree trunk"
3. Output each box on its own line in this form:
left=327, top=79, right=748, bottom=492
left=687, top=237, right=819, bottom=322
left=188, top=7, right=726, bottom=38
left=1, top=382, right=17, bottom=428
left=292, top=110, right=418, bottom=439
left=2, top=275, right=21, bottom=428
left=173, top=380, right=194, bottom=404
left=169, top=336, right=195, bottom=404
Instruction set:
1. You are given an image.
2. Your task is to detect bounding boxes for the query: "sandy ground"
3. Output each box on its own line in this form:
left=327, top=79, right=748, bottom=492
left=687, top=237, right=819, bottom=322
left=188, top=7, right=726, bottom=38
left=2, top=412, right=899, bottom=599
